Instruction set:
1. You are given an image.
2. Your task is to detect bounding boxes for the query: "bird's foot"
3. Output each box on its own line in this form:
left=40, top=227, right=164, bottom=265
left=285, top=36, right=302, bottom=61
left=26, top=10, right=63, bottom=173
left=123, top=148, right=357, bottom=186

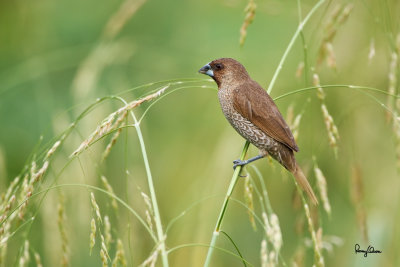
left=233, top=155, right=264, bottom=170
left=233, top=159, right=248, bottom=170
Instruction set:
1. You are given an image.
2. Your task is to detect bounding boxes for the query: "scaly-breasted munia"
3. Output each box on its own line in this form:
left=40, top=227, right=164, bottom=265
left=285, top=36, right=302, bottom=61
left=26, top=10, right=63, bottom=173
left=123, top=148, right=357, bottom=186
left=199, top=58, right=318, bottom=204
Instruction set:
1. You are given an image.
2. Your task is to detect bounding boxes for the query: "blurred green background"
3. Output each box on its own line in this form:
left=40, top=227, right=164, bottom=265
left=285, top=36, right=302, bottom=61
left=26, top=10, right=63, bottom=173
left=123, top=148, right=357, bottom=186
left=1, top=0, right=399, bottom=266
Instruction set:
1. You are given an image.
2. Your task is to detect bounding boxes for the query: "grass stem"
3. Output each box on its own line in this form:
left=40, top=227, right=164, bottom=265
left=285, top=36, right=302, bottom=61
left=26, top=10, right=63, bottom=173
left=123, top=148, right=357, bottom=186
left=266, top=0, right=325, bottom=94
left=204, top=141, right=250, bottom=266
left=116, top=97, right=169, bottom=267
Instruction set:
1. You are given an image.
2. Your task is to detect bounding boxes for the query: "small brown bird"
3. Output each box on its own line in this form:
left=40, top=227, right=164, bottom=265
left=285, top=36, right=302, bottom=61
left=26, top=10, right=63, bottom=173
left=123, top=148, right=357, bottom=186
left=199, top=58, right=318, bottom=204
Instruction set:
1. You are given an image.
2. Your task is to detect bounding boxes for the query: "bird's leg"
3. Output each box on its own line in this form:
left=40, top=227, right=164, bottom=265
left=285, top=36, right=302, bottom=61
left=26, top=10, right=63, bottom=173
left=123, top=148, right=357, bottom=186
left=233, top=154, right=264, bottom=169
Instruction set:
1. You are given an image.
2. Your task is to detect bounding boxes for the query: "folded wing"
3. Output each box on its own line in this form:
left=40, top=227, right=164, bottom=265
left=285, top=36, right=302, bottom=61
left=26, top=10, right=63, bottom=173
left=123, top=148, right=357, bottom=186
left=232, top=81, right=299, bottom=152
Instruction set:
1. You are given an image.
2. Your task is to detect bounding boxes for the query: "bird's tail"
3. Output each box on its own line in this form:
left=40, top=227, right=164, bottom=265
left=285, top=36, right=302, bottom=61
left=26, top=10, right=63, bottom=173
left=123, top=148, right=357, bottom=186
left=293, top=164, right=318, bottom=205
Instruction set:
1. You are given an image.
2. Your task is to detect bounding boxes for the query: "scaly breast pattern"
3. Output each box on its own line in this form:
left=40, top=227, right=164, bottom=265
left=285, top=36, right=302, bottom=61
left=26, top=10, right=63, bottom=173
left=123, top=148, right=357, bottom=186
left=218, top=87, right=278, bottom=152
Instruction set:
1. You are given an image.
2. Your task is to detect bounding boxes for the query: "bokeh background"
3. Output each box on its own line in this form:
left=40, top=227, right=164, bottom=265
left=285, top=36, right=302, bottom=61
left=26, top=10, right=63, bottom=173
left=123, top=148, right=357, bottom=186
left=1, top=0, right=399, bottom=266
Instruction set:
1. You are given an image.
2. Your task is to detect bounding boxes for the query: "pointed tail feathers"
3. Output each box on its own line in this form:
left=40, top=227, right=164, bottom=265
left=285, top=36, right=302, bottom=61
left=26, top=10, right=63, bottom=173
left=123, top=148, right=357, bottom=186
left=293, top=164, right=318, bottom=205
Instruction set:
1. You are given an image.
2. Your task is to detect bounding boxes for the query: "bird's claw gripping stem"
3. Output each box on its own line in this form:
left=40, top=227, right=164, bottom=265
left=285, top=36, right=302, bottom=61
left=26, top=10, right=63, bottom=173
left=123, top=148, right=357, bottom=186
left=233, top=159, right=248, bottom=170
left=232, top=155, right=264, bottom=170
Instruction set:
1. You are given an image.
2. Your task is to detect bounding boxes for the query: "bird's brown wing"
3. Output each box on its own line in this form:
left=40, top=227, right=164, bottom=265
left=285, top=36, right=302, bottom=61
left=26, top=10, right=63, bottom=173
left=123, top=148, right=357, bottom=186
left=232, top=81, right=299, bottom=152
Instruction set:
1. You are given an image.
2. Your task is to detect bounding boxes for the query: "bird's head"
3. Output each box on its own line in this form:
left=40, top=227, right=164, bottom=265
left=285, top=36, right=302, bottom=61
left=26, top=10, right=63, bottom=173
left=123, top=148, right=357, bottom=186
left=198, top=58, right=249, bottom=87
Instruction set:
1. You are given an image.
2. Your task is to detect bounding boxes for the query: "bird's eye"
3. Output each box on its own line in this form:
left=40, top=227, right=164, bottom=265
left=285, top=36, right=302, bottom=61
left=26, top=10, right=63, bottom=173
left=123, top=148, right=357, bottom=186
left=215, top=63, right=223, bottom=70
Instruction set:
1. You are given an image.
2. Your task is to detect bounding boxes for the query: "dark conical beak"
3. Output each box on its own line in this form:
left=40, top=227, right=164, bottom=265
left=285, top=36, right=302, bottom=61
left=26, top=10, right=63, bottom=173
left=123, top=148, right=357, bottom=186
left=198, top=63, right=214, bottom=77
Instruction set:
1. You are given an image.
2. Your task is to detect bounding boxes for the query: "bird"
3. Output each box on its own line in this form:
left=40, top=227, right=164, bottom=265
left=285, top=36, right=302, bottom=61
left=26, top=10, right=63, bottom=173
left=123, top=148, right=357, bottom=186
left=199, top=58, right=318, bottom=205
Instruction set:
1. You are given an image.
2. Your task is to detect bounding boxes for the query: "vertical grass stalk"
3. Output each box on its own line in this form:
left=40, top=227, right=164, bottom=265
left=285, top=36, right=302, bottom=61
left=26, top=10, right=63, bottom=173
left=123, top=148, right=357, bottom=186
left=117, top=97, right=168, bottom=267
left=131, top=115, right=169, bottom=267
left=266, top=0, right=325, bottom=94
left=204, top=141, right=250, bottom=266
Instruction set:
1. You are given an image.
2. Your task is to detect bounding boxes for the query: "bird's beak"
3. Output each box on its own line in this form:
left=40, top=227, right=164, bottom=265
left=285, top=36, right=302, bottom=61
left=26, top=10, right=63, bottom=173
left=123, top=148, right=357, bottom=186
left=198, top=63, right=214, bottom=77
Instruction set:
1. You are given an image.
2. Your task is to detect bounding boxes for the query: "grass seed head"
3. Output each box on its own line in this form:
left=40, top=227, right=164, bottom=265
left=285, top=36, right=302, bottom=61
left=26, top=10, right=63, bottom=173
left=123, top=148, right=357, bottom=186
left=368, top=39, right=375, bottom=62
left=260, top=239, right=268, bottom=267
left=350, top=165, right=369, bottom=242
left=140, top=247, right=159, bottom=267
left=102, top=0, right=148, bottom=40
left=296, top=61, right=305, bottom=78
left=90, top=218, right=96, bottom=254
left=291, top=112, right=303, bottom=142
left=58, top=194, right=69, bottom=267
left=318, top=4, right=353, bottom=69
left=269, top=214, right=282, bottom=253
left=386, top=52, right=398, bottom=122
left=145, top=210, right=153, bottom=232
left=100, top=248, right=108, bottom=267
left=100, top=176, right=118, bottom=212
left=112, top=239, right=127, bottom=267
left=19, top=240, right=30, bottom=267
left=104, top=216, right=112, bottom=250
left=140, top=191, right=154, bottom=216
left=313, top=73, right=325, bottom=100
left=313, top=73, right=339, bottom=156
left=45, top=140, right=61, bottom=159
left=314, top=165, right=331, bottom=216
left=239, top=0, right=256, bottom=46
left=90, top=192, right=102, bottom=223
left=34, top=252, right=43, bottom=267
left=71, top=85, right=169, bottom=157
left=100, top=234, right=110, bottom=260
left=31, top=161, right=49, bottom=184
left=303, top=203, right=324, bottom=267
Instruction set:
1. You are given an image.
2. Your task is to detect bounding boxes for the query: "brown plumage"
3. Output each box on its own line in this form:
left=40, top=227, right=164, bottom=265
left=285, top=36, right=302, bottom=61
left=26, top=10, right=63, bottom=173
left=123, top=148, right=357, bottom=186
left=199, top=58, right=318, bottom=205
